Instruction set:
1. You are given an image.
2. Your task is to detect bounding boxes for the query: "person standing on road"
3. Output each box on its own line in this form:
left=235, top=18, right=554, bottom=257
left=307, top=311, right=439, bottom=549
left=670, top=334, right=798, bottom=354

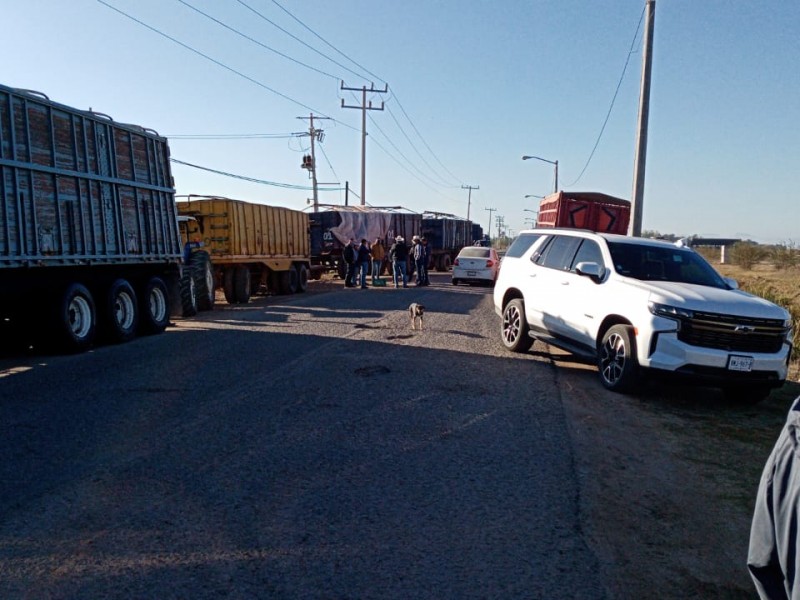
left=389, top=235, right=408, bottom=288
left=342, top=239, right=357, bottom=288
left=421, top=236, right=431, bottom=286
left=748, top=395, right=800, bottom=599
left=370, top=238, right=385, bottom=284
left=356, top=239, right=371, bottom=289
left=412, top=235, right=426, bottom=287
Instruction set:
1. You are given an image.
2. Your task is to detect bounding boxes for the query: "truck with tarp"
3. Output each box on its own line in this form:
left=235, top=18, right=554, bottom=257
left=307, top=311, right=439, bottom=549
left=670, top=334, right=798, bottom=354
left=420, top=212, right=474, bottom=271
left=176, top=195, right=312, bottom=303
left=0, top=83, right=190, bottom=352
left=536, top=191, right=631, bottom=234
left=309, top=205, right=421, bottom=278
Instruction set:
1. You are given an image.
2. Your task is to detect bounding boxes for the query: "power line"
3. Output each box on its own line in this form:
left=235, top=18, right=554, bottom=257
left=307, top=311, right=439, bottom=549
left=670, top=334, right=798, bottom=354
left=388, top=92, right=463, bottom=186
left=175, top=0, right=339, bottom=80
left=264, top=0, right=462, bottom=188
left=267, top=0, right=385, bottom=86
left=96, top=0, right=355, bottom=128
left=235, top=0, right=368, bottom=83
left=167, top=133, right=301, bottom=139
left=385, top=104, right=459, bottom=188
left=565, top=4, right=647, bottom=187
left=170, top=158, right=343, bottom=191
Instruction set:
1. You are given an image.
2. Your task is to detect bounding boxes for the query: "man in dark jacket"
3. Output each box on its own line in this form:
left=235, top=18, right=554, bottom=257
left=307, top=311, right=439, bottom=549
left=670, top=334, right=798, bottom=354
left=389, top=236, right=409, bottom=288
left=748, top=395, right=800, bottom=599
left=356, top=239, right=371, bottom=289
left=342, top=239, right=357, bottom=287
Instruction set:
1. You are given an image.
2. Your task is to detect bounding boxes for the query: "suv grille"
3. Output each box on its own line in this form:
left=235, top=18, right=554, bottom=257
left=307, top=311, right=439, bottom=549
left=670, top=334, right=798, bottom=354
left=677, top=311, right=788, bottom=353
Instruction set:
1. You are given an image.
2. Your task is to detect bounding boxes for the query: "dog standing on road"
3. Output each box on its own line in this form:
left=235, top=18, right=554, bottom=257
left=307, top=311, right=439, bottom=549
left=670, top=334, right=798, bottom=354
left=409, top=303, right=425, bottom=330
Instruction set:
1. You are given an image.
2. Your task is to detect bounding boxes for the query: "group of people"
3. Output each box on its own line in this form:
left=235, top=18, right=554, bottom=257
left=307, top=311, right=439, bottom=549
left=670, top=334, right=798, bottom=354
left=341, top=235, right=431, bottom=289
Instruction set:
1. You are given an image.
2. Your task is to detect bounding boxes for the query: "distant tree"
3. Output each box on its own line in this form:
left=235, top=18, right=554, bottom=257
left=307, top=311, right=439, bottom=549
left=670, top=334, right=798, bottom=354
left=771, top=241, right=799, bottom=270
left=731, top=241, right=767, bottom=269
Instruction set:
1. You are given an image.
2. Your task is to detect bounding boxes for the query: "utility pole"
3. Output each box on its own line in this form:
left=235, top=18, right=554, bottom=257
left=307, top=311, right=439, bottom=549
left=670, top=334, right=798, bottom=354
left=297, top=114, right=329, bottom=213
left=461, top=185, right=479, bottom=221
left=485, top=207, right=496, bottom=239
left=341, top=81, right=389, bottom=206
left=629, top=0, right=656, bottom=237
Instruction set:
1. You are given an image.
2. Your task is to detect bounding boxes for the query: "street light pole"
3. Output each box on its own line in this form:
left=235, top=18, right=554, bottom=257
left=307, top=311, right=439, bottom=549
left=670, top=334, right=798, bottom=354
left=522, top=155, right=558, bottom=193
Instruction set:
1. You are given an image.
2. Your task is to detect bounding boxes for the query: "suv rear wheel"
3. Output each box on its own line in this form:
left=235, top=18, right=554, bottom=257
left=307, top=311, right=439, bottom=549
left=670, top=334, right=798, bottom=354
left=501, top=299, right=533, bottom=353
left=598, top=324, right=640, bottom=392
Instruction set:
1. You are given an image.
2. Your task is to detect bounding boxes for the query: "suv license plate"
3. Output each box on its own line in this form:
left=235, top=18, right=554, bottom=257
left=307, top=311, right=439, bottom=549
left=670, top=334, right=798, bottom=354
left=728, top=355, right=754, bottom=372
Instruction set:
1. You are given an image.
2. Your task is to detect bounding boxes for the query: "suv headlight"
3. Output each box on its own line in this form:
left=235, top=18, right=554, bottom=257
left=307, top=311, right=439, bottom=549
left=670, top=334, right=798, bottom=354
left=649, top=302, right=694, bottom=320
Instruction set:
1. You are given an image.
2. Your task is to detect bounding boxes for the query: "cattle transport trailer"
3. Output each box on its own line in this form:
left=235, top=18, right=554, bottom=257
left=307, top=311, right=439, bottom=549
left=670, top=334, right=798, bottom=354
left=309, top=206, right=421, bottom=278
left=0, top=84, right=187, bottom=352
left=176, top=196, right=311, bottom=303
left=421, top=212, right=474, bottom=271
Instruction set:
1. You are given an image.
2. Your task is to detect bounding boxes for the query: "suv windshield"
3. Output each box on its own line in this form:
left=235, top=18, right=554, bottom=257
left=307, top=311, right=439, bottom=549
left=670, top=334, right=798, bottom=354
left=607, top=241, right=728, bottom=288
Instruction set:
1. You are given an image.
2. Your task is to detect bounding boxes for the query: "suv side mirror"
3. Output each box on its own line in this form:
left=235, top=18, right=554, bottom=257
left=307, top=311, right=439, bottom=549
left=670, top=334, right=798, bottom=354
left=575, top=261, right=605, bottom=283
left=722, top=276, right=739, bottom=290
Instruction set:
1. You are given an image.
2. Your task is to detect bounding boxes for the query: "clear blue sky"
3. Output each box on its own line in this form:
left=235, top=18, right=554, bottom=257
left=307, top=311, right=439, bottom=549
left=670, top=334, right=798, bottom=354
left=5, top=0, right=798, bottom=243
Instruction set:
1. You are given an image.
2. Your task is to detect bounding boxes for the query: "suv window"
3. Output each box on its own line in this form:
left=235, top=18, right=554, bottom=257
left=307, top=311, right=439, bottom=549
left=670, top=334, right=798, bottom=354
left=570, top=239, right=604, bottom=271
left=505, top=233, right=543, bottom=258
left=607, top=242, right=728, bottom=288
left=536, top=235, right=582, bottom=270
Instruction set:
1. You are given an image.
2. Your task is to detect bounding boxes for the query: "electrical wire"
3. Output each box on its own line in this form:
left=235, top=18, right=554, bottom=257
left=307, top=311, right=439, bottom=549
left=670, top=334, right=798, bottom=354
left=389, top=92, right=463, bottom=186
left=171, top=158, right=343, bottom=191
left=235, top=0, right=369, bottom=83
left=175, top=0, right=340, bottom=81
left=167, top=133, right=301, bottom=139
left=565, top=4, right=646, bottom=188
left=385, top=104, right=459, bottom=188
left=96, top=0, right=353, bottom=126
left=260, top=0, right=461, bottom=187
left=267, top=0, right=385, bottom=86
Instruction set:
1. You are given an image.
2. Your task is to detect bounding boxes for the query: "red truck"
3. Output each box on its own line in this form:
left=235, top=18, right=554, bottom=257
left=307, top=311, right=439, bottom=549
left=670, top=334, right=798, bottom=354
left=535, top=191, right=630, bottom=234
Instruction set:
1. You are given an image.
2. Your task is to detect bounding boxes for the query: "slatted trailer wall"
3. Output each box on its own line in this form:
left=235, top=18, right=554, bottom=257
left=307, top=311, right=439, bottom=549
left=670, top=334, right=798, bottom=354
left=0, top=84, right=185, bottom=352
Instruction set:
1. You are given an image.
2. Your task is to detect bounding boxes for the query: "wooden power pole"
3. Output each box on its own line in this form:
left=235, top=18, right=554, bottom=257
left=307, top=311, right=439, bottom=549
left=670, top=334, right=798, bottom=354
left=629, top=0, right=656, bottom=237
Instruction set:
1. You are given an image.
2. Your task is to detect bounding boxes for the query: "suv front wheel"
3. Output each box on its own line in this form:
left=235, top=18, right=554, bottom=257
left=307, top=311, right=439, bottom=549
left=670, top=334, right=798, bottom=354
left=598, top=324, right=640, bottom=393
left=501, top=299, right=534, bottom=353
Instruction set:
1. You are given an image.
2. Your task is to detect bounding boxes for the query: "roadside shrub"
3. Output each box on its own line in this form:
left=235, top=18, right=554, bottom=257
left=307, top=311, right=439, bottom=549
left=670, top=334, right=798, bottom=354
left=771, top=242, right=799, bottom=270
left=731, top=242, right=767, bottom=269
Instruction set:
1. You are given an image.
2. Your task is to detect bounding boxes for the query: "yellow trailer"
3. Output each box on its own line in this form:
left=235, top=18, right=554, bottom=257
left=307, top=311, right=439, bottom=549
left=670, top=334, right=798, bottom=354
left=176, top=196, right=311, bottom=304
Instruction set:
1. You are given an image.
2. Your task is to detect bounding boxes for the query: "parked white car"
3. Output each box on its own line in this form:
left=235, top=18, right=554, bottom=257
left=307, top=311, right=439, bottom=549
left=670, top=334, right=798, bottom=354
left=452, top=246, right=500, bottom=286
left=493, top=229, right=793, bottom=403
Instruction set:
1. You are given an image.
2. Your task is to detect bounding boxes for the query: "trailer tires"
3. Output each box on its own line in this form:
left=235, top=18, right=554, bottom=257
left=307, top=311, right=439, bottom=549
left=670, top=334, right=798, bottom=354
left=191, top=251, right=215, bottom=311
left=234, top=265, right=251, bottom=303
left=181, top=270, right=198, bottom=317
left=441, top=254, right=452, bottom=271
left=223, top=269, right=236, bottom=304
left=55, top=283, right=97, bottom=352
left=296, top=264, right=309, bottom=293
left=277, top=270, right=297, bottom=295
left=102, top=279, right=138, bottom=343
left=139, top=277, right=170, bottom=335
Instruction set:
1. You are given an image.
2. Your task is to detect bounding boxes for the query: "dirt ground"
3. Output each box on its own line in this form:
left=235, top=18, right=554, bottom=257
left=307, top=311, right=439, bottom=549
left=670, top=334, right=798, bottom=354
left=554, top=347, right=800, bottom=599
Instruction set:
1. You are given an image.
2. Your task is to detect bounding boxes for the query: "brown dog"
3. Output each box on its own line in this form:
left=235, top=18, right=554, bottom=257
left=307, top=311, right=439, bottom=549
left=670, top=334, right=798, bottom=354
left=409, top=303, right=425, bottom=330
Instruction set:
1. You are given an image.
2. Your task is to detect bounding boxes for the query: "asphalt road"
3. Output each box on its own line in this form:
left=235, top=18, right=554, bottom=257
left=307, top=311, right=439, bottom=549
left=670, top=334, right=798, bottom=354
left=0, top=273, right=606, bottom=599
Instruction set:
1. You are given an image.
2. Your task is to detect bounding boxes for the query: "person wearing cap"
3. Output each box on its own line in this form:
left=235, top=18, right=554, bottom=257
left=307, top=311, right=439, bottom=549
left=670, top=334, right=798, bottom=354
left=412, top=235, right=426, bottom=287
left=389, top=235, right=409, bottom=288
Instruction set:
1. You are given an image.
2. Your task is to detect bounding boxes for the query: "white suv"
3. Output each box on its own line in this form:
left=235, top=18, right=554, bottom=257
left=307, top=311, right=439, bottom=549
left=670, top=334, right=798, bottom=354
left=493, top=229, right=794, bottom=402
